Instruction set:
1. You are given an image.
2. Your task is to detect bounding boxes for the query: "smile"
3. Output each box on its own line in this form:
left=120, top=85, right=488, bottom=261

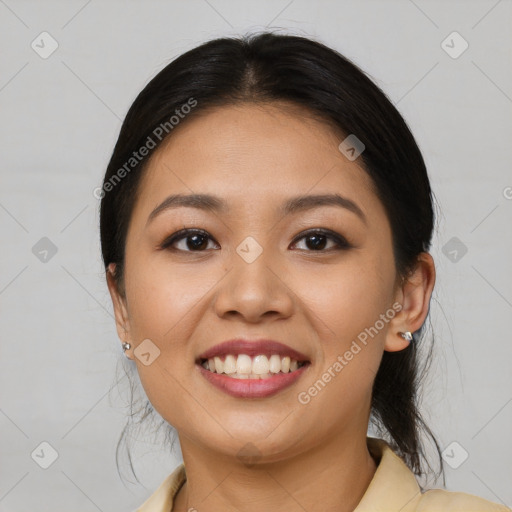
left=197, top=354, right=310, bottom=398
left=201, top=354, right=307, bottom=379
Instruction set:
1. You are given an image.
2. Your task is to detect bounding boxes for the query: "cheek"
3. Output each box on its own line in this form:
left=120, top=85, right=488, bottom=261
left=121, top=253, right=209, bottom=398
left=123, top=251, right=211, bottom=342
left=296, top=253, right=396, bottom=345
left=124, top=260, right=201, bottom=427
left=293, top=256, right=393, bottom=428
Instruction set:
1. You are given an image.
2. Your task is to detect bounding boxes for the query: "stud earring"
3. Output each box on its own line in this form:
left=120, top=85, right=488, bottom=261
left=398, top=331, right=413, bottom=342
left=122, top=341, right=131, bottom=355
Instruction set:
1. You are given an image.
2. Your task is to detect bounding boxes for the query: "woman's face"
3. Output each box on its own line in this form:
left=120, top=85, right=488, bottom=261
left=107, top=102, right=414, bottom=463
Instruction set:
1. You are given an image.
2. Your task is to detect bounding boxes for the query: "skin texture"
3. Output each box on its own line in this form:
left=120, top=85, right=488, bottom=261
left=106, top=102, right=435, bottom=512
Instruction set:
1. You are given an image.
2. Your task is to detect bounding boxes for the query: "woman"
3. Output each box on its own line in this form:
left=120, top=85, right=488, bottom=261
left=100, top=32, right=510, bottom=511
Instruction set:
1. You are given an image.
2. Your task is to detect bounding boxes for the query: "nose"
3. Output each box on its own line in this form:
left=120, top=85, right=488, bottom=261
left=212, top=248, right=294, bottom=323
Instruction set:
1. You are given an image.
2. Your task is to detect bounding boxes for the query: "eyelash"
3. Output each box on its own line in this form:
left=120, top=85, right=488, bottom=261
left=159, top=228, right=351, bottom=253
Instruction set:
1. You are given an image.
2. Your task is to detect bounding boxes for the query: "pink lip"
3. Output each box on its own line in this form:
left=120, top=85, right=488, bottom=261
left=197, top=363, right=310, bottom=398
left=197, top=339, right=310, bottom=362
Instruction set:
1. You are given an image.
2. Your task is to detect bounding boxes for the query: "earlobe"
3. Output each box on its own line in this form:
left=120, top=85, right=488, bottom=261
left=106, top=263, right=132, bottom=355
left=384, top=252, right=436, bottom=352
left=385, top=331, right=413, bottom=352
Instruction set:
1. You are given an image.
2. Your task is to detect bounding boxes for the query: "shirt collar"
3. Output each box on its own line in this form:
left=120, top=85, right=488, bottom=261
left=354, top=437, right=422, bottom=511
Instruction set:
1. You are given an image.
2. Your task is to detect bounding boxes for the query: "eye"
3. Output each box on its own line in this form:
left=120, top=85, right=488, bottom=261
left=159, top=229, right=219, bottom=252
left=290, top=229, right=350, bottom=252
left=159, top=228, right=351, bottom=253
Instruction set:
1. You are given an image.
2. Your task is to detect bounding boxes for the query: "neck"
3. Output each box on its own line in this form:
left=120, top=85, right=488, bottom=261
left=173, top=432, right=378, bottom=512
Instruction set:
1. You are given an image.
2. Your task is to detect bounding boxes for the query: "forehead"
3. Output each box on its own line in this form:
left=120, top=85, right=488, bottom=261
left=133, top=102, right=382, bottom=220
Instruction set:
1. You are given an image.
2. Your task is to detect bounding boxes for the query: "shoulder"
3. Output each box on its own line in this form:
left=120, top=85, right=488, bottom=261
left=416, top=488, right=511, bottom=512
left=136, top=464, right=186, bottom=512
left=361, top=437, right=510, bottom=512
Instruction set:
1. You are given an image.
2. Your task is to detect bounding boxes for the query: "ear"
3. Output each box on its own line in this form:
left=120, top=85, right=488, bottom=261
left=384, top=252, right=436, bottom=352
left=106, top=263, right=133, bottom=359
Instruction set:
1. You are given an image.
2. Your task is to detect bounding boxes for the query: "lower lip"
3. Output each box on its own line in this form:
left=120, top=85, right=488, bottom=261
left=197, top=363, right=310, bottom=398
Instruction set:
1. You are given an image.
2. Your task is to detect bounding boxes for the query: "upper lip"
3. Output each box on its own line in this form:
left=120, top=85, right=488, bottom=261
left=197, top=339, right=310, bottom=362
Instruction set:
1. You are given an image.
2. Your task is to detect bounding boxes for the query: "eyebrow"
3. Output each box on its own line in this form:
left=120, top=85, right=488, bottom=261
left=146, top=193, right=367, bottom=226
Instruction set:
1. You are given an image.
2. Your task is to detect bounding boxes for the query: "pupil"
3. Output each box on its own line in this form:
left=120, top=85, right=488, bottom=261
left=306, top=234, right=326, bottom=250
left=188, top=234, right=207, bottom=250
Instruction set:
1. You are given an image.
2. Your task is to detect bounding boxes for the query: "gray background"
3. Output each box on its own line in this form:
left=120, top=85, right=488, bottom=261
left=1, top=0, right=511, bottom=510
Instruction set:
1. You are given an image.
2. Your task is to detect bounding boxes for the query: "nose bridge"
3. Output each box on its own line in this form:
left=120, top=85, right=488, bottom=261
left=213, top=233, right=293, bottom=321
left=231, top=234, right=276, bottom=298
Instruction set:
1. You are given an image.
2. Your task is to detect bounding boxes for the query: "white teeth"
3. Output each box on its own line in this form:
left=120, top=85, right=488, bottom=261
left=202, top=353, right=306, bottom=378
left=252, top=355, right=269, bottom=375
left=223, top=354, right=236, bottom=374
left=236, top=354, right=252, bottom=374
left=269, top=354, right=281, bottom=373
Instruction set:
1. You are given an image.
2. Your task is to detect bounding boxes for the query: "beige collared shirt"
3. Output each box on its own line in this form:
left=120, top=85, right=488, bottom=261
left=136, top=437, right=510, bottom=511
